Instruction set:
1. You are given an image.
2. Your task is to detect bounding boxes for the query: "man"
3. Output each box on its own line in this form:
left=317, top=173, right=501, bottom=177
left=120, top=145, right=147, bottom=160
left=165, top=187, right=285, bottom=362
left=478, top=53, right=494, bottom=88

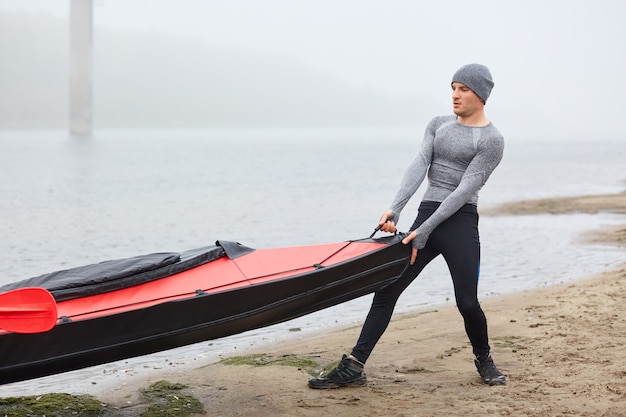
left=309, top=63, right=506, bottom=388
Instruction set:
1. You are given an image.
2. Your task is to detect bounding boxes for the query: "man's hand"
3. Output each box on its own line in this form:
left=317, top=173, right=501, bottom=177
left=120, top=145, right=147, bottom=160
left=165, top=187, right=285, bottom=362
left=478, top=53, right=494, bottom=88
left=402, top=231, right=418, bottom=265
left=378, top=210, right=397, bottom=233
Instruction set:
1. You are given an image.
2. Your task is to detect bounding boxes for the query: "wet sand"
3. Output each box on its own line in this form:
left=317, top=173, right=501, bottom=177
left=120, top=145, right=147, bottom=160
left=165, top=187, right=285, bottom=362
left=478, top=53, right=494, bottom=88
left=92, top=191, right=626, bottom=417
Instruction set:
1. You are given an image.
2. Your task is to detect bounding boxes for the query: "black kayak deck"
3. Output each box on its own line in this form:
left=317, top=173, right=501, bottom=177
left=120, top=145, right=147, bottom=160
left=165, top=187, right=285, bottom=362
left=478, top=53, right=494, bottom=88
left=0, top=241, right=255, bottom=302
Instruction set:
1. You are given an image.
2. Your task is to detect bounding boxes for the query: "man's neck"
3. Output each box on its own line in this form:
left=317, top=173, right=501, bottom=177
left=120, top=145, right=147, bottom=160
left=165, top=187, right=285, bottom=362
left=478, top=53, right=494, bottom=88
left=457, top=110, right=489, bottom=127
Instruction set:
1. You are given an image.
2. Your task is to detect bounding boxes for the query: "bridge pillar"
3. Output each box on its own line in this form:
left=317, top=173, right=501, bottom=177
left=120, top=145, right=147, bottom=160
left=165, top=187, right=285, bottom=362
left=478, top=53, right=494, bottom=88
left=69, top=0, right=93, bottom=135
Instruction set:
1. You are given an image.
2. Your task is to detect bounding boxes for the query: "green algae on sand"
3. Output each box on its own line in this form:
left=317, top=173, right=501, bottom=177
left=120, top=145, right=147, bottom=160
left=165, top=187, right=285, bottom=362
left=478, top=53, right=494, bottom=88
left=0, top=392, right=106, bottom=417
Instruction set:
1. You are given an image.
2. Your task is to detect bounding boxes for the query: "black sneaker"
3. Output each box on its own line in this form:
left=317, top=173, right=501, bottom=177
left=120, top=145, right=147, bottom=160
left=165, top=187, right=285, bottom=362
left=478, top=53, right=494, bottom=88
left=308, top=354, right=367, bottom=389
left=475, top=355, right=506, bottom=385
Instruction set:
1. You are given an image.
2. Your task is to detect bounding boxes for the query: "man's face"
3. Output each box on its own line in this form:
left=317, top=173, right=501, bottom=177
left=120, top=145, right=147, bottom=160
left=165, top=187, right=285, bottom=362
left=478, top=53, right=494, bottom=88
left=451, top=82, right=483, bottom=117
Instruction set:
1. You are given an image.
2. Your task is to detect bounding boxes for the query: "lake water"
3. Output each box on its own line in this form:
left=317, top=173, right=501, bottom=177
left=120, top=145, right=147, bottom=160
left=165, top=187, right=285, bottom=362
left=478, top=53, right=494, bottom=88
left=0, top=127, right=624, bottom=395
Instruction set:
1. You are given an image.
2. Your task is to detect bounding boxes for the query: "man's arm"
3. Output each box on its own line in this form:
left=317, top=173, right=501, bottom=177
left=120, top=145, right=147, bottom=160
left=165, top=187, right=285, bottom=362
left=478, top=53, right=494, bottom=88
left=381, top=119, right=437, bottom=231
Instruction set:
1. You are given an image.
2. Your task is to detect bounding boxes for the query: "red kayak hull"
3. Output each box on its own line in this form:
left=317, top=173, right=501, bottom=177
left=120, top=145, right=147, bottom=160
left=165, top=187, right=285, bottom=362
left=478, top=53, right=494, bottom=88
left=0, top=235, right=409, bottom=385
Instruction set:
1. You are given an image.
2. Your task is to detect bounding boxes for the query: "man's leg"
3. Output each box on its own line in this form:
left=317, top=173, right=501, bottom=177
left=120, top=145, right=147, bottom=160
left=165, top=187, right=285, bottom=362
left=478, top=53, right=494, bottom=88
left=308, top=247, right=438, bottom=389
left=350, top=247, right=439, bottom=362
left=435, top=206, right=505, bottom=385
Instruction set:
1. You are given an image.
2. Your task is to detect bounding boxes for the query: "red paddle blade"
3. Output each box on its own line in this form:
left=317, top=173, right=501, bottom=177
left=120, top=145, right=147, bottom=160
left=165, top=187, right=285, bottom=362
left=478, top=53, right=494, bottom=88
left=0, top=287, right=58, bottom=334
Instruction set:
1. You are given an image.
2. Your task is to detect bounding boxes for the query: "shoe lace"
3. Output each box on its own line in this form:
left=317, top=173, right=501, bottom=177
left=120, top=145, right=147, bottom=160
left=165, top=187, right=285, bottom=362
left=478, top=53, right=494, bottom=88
left=327, top=356, right=362, bottom=380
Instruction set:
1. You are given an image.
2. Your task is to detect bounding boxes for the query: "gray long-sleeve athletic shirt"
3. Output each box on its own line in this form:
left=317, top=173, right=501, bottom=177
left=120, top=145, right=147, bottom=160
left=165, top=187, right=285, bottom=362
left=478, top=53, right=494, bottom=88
left=389, top=115, right=504, bottom=249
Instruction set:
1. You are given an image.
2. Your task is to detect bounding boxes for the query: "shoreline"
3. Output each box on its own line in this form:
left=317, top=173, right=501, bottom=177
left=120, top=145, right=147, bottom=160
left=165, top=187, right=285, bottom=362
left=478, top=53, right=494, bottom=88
left=101, top=191, right=626, bottom=416
left=3, top=191, right=626, bottom=416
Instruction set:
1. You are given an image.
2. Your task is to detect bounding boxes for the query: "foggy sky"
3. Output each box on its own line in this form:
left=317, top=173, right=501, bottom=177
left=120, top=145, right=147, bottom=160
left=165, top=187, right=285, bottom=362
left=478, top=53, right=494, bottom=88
left=1, top=0, right=625, bottom=139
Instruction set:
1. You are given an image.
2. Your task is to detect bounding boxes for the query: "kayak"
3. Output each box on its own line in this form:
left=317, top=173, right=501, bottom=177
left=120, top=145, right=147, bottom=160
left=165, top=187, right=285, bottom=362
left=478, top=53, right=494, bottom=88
left=0, top=234, right=409, bottom=385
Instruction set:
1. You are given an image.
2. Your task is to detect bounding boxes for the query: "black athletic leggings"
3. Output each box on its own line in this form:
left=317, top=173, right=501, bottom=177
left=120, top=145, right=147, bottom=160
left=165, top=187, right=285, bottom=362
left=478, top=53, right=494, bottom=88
left=351, top=201, right=490, bottom=362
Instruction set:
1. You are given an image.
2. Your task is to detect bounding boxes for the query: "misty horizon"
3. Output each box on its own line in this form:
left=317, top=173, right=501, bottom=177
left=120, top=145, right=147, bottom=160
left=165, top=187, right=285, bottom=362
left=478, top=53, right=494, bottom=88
left=1, top=11, right=438, bottom=131
left=1, top=0, right=625, bottom=140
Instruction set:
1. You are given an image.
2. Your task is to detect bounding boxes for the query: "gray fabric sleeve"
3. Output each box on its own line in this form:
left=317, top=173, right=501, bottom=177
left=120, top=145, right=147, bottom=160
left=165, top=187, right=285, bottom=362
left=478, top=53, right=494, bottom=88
left=387, top=120, right=436, bottom=225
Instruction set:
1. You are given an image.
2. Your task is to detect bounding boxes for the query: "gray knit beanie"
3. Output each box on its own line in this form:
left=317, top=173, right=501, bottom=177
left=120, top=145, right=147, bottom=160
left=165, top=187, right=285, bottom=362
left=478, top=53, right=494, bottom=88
left=451, top=64, right=494, bottom=103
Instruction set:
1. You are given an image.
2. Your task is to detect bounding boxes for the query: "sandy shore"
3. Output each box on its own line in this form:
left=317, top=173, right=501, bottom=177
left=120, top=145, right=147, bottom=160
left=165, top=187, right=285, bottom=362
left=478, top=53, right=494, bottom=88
left=91, top=191, right=626, bottom=417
